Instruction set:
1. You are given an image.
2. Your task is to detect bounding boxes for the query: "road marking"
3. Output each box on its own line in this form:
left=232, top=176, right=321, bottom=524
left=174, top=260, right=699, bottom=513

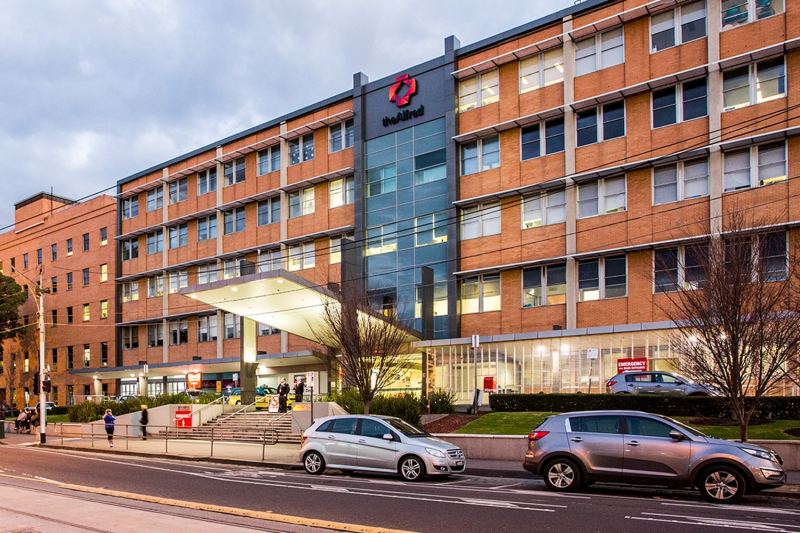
left=635, top=512, right=800, bottom=532
left=490, top=483, right=520, bottom=490
left=660, top=502, right=800, bottom=516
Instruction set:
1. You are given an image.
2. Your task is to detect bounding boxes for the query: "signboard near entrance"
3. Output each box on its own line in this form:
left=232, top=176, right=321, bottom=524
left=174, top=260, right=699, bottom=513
left=617, top=358, right=648, bottom=374
left=187, top=373, right=201, bottom=390
left=268, top=395, right=280, bottom=413
left=483, top=376, right=497, bottom=394
left=175, top=405, right=192, bottom=427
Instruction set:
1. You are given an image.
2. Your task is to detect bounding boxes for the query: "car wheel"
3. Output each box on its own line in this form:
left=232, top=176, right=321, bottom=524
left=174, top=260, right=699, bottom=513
left=542, top=458, right=582, bottom=492
left=399, top=456, right=425, bottom=481
left=235, top=401, right=241, bottom=405
left=698, top=466, right=746, bottom=504
left=303, top=451, right=326, bottom=475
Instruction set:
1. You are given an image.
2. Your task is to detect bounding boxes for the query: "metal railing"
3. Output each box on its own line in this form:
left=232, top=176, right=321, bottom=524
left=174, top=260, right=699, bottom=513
left=217, top=400, right=258, bottom=423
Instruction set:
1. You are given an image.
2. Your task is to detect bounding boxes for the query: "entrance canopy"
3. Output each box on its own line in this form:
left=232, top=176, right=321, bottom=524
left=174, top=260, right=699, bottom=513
left=180, top=269, right=421, bottom=345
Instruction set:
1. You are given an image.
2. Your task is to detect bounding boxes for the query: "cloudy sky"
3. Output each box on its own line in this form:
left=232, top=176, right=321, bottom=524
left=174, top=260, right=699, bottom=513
left=0, top=0, right=574, bottom=228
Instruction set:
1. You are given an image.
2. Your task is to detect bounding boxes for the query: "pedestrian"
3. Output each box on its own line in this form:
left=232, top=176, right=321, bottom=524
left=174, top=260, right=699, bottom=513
left=294, top=379, right=305, bottom=403
left=140, top=405, right=148, bottom=440
left=277, top=378, right=290, bottom=413
left=103, top=408, right=116, bottom=448
left=15, top=410, right=26, bottom=432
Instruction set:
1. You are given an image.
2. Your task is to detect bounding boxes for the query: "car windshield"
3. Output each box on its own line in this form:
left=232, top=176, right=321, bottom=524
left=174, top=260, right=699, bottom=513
left=655, top=414, right=709, bottom=438
left=383, top=418, right=430, bottom=437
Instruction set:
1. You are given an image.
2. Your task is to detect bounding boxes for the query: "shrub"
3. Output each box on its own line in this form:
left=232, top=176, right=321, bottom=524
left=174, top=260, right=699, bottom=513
left=423, top=389, right=457, bottom=415
left=67, top=393, right=200, bottom=423
left=371, top=394, right=421, bottom=426
left=321, top=389, right=365, bottom=414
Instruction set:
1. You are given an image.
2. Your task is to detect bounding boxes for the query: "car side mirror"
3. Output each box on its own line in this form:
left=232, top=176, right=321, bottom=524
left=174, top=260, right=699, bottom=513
left=675, top=381, right=684, bottom=385
left=669, top=430, right=684, bottom=441
left=382, top=434, right=394, bottom=441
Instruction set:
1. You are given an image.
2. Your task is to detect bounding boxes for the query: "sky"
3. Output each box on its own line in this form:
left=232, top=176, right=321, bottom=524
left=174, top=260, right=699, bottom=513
left=0, top=0, right=575, bottom=228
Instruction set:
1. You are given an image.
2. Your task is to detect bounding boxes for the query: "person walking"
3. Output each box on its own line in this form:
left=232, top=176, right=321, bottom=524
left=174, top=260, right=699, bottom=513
left=140, top=405, right=148, bottom=440
left=294, top=379, right=305, bottom=403
left=103, top=409, right=116, bottom=448
left=277, top=378, right=290, bottom=413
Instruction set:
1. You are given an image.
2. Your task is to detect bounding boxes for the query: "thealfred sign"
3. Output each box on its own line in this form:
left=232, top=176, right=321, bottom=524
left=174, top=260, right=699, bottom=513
left=382, top=74, right=423, bottom=127
left=382, top=105, right=424, bottom=127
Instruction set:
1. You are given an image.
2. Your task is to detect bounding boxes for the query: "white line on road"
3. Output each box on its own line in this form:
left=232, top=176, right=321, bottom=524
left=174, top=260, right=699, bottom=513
left=638, top=512, right=800, bottom=531
left=660, top=502, right=800, bottom=516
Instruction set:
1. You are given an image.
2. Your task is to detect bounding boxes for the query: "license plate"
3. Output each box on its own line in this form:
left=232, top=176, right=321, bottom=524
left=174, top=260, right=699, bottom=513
left=456, top=461, right=464, bottom=466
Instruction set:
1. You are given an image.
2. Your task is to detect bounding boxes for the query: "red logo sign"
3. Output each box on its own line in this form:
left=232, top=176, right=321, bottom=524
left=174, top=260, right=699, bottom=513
left=389, top=74, right=417, bottom=107
left=175, top=410, right=192, bottom=427
left=617, top=358, right=648, bottom=374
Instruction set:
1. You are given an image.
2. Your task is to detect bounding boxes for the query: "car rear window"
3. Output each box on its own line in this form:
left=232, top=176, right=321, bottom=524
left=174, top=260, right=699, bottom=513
left=625, top=373, right=652, bottom=382
left=329, top=418, right=359, bottom=435
left=569, top=416, right=620, bottom=434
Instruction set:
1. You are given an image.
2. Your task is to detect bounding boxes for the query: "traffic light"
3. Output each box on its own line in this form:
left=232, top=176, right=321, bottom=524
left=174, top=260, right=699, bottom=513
left=33, top=372, right=40, bottom=395
left=43, top=378, right=51, bottom=393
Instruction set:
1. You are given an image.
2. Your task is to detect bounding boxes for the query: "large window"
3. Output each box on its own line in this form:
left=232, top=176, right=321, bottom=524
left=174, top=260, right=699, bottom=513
left=66, top=238, right=73, bottom=256
left=522, top=189, right=566, bottom=228
left=83, top=345, right=91, bottom=368
left=329, top=177, right=354, bottom=208
left=723, top=143, right=786, bottom=191
left=654, top=245, right=708, bottom=293
left=519, top=48, right=564, bottom=93
left=223, top=207, right=246, bottom=234
left=415, top=212, right=448, bottom=247
left=169, top=270, right=188, bottom=294
left=223, top=257, right=243, bottom=279
left=197, top=214, right=217, bottom=242
left=461, top=274, right=501, bottom=314
left=197, top=167, right=217, bottom=195
left=521, top=118, right=566, bottom=160
left=577, top=177, right=626, bottom=218
left=83, top=233, right=89, bottom=252
left=122, top=326, right=139, bottom=350
left=169, top=319, right=189, bottom=345
left=224, top=312, right=241, bottom=339
left=223, top=156, right=246, bottom=186
left=289, top=134, right=314, bottom=165
left=122, top=281, right=139, bottom=303
left=83, top=303, right=90, bottom=322
left=577, top=102, right=625, bottom=147
left=122, top=197, right=139, bottom=219
left=147, top=275, right=163, bottom=298
left=146, top=231, right=163, bottom=255
left=366, top=224, right=398, bottom=256
left=722, top=0, right=784, bottom=30
left=460, top=135, right=500, bottom=176
left=168, top=223, right=188, bottom=249
left=329, top=119, right=354, bottom=153
left=168, top=178, right=188, bottom=204
left=146, top=187, right=163, bottom=212
left=147, top=324, right=164, bottom=347
left=653, top=158, right=709, bottom=204
left=461, top=202, right=501, bottom=240
left=575, top=28, right=624, bottom=77
left=66, top=273, right=73, bottom=291
left=723, top=57, right=785, bottom=111
left=366, top=163, right=396, bottom=197
left=578, top=255, right=627, bottom=301
left=197, top=263, right=218, bottom=284
left=288, top=187, right=315, bottom=218
left=288, top=243, right=316, bottom=271
left=652, top=78, right=708, bottom=128
left=82, top=268, right=90, bottom=286
left=258, top=248, right=282, bottom=272
left=458, top=70, right=499, bottom=112
left=329, top=234, right=353, bottom=265
left=257, top=145, right=281, bottom=175
left=51, top=244, right=57, bottom=261
left=121, top=238, right=139, bottom=261
left=198, top=315, right=218, bottom=342
left=651, top=1, right=707, bottom=52
left=257, top=197, right=281, bottom=225
left=100, top=300, right=108, bottom=319
left=522, top=264, right=567, bottom=307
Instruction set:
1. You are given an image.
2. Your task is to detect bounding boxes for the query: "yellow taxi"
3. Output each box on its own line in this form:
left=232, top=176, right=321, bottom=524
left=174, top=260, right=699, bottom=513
left=227, top=386, right=294, bottom=409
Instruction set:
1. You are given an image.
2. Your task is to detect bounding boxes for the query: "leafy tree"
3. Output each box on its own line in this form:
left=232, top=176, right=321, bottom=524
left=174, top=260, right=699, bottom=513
left=0, top=273, right=27, bottom=406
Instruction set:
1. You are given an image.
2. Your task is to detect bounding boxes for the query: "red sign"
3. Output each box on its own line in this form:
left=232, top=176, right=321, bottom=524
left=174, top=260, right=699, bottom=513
left=617, top=358, right=648, bottom=374
left=483, top=376, right=497, bottom=394
left=187, top=373, right=201, bottom=390
left=388, top=74, right=417, bottom=107
left=175, top=410, right=192, bottom=427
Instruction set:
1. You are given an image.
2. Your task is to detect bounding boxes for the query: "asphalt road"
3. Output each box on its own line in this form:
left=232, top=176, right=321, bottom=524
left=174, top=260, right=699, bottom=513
left=1, top=445, right=799, bottom=533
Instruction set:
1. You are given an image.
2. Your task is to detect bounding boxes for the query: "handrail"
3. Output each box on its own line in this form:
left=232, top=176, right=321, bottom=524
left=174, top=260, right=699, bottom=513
left=218, top=400, right=258, bottom=423
left=192, top=397, right=224, bottom=426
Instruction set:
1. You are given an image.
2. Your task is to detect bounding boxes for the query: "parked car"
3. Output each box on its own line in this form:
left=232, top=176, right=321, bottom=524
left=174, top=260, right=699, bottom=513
left=523, top=410, right=785, bottom=503
left=606, top=371, right=719, bottom=396
left=227, top=386, right=291, bottom=409
left=300, top=415, right=465, bottom=481
left=116, top=395, right=139, bottom=403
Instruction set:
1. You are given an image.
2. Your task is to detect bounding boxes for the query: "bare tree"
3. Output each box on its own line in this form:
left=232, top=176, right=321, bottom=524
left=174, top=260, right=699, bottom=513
left=310, top=285, right=415, bottom=415
left=654, top=210, right=800, bottom=441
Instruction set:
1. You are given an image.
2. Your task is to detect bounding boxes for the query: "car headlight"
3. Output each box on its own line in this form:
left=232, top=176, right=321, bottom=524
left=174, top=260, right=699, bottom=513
left=426, top=448, right=447, bottom=459
left=740, top=447, right=777, bottom=462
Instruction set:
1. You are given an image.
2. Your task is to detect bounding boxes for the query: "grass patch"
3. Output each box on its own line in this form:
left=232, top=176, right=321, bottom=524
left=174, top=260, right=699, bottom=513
left=45, top=414, right=70, bottom=423
left=671, top=417, right=800, bottom=441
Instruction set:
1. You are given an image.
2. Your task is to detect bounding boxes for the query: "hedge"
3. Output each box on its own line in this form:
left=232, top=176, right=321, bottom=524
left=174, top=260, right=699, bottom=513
left=67, top=393, right=214, bottom=423
left=488, top=393, right=800, bottom=420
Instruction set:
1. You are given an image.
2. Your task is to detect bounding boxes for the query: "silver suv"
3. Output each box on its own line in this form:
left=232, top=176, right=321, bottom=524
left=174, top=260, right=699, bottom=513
left=522, top=410, right=785, bottom=503
left=606, top=371, right=718, bottom=396
left=300, top=415, right=465, bottom=481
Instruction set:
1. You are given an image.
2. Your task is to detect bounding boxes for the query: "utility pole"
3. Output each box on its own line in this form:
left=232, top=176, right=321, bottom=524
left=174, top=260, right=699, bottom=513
left=36, top=268, right=47, bottom=444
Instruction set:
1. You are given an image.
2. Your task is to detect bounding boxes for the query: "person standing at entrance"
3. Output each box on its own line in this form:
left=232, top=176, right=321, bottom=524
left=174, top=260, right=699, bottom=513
left=140, top=405, right=148, bottom=440
left=277, top=378, right=290, bottom=413
left=104, top=409, right=116, bottom=448
left=294, top=379, right=305, bottom=403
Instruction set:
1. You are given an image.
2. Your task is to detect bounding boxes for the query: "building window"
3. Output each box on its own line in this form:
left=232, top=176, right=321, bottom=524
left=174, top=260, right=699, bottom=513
left=258, top=249, right=282, bottom=272
left=223, top=207, right=246, bottom=234
left=415, top=212, right=448, bottom=246
left=51, top=349, right=58, bottom=371
left=257, top=197, right=281, bottom=226
left=460, top=135, right=500, bottom=176
left=724, top=143, right=786, bottom=191
left=329, top=119, right=355, bottom=153
left=521, top=118, right=565, bottom=160
left=23, top=253, right=28, bottom=269
left=67, top=347, right=73, bottom=369
left=146, top=188, right=163, bottom=212
left=224, top=312, right=240, bottom=339
left=66, top=238, right=73, bottom=256
left=169, top=319, right=188, bottom=345
left=523, top=263, right=567, bottom=307
left=100, top=227, right=108, bottom=246
left=66, top=306, right=73, bottom=324
left=329, top=177, right=354, bottom=208
left=288, top=187, right=315, bottom=218
left=653, top=158, right=710, bottom=204
left=83, top=303, right=90, bottom=322
left=366, top=163, right=397, bottom=197
left=576, top=101, right=625, bottom=147
left=147, top=275, right=163, bottom=298
left=169, top=270, right=188, bottom=294
left=575, top=28, right=624, bottom=77
left=100, top=300, right=108, bottom=319
left=722, top=0, right=784, bottom=30
left=329, top=234, right=352, bottom=265
left=654, top=245, right=708, bottom=293
left=458, top=69, right=499, bottom=112
left=146, top=231, right=163, bottom=255
left=197, top=263, right=218, bottom=284
left=289, top=133, right=315, bottom=165
left=100, top=263, right=108, bottom=282
left=83, top=345, right=91, bottom=368
left=197, top=167, right=217, bottom=195
left=652, top=78, right=708, bottom=128
left=723, top=57, right=785, bottom=111
left=147, top=324, right=164, bottom=347
left=578, top=177, right=627, bottom=218
left=122, top=197, right=139, bottom=219
left=578, top=255, right=627, bottom=301
left=366, top=224, right=397, bottom=256
left=82, top=268, right=90, bottom=286
left=651, top=1, right=707, bottom=52
left=197, top=215, right=217, bottom=242
left=198, top=315, right=218, bottom=342
left=168, top=178, right=188, bottom=204
left=122, top=326, right=139, bottom=350
left=122, top=281, right=139, bottom=302
left=36, top=249, right=42, bottom=265
left=760, top=233, right=788, bottom=281
left=522, top=189, right=566, bottom=228
left=101, top=342, right=108, bottom=367
left=121, top=238, right=139, bottom=261
left=461, top=274, right=501, bottom=314
left=51, top=244, right=57, bottom=261
left=223, top=258, right=243, bottom=279
left=51, top=309, right=58, bottom=326
left=519, top=47, right=564, bottom=93
left=257, top=145, right=281, bottom=175
left=169, top=223, right=188, bottom=249
left=223, top=156, right=246, bottom=186
left=258, top=323, right=281, bottom=336
left=51, top=276, right=58, bottom=294
left=288, top=243, right=316, bottom=271
left=461, top=202, right=501, bottom=240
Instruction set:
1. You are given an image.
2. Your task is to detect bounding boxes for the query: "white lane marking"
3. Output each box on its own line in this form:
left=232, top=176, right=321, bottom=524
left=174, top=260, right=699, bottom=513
left=628, top=516, right=795, bottom=531
left=638, top=512, right=800, bottom=531
left=661, top=502, right=800, bottom=516
left=491, top=483, right=521, bottom=490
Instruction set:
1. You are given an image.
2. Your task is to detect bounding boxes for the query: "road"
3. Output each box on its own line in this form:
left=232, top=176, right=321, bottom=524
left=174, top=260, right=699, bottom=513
left=0, top=445, right=799, bottom=532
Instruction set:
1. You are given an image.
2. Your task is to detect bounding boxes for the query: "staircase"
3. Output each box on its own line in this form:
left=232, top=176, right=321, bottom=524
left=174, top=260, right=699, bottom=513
left=167, top=410, right=301, bottom=444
